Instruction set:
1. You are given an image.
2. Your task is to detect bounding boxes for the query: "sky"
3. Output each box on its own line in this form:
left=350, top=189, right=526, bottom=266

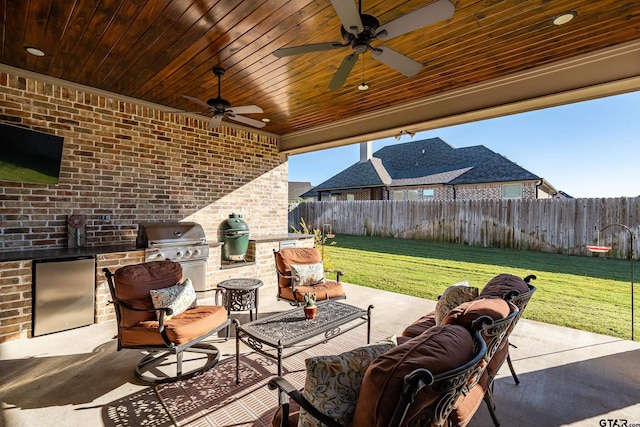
left=288, top=91, right=640, bottom=199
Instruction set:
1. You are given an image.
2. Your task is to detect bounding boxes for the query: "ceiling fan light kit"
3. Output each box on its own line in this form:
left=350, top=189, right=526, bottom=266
left=182, top=67, right=265, bottom=129
left=273, top=0, right=455, bottom=90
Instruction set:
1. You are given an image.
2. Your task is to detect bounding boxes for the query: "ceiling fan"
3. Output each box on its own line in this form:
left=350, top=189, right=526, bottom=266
left=182, top=67, right=265, bottom=129
left=273, top=0, right=455, bottom=90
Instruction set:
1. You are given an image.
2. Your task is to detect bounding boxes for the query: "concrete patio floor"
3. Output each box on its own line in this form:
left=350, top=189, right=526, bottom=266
left=1, top=281, right=639, bottom=427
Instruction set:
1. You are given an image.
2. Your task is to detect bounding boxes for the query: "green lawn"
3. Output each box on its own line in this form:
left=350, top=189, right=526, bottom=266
left=323, top=234, right=637, bottom=340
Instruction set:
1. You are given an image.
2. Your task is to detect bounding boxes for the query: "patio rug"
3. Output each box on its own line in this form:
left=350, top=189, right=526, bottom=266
left=155, top=328, right=382, bottom=427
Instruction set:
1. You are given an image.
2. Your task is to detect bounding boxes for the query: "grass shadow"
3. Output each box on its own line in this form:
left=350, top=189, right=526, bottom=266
left=329, top=234, right=633, bottom=282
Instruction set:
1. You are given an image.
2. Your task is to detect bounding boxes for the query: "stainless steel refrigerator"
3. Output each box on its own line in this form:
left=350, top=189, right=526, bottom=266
left=33, top=256, right=95, bottom=336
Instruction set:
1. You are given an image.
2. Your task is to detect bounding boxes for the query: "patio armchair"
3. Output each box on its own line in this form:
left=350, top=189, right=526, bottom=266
left=268, top=316, right=492, bottom=427
left=400, top=273, right=535, bottom=427
left=274, top=247, right=346, bottom=305
left=103, top=260, right=231, bottom=384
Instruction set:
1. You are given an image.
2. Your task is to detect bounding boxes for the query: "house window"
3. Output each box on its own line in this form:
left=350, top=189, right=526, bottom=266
left=407, top=190, right=419, bottom=200
left=393, top=191, right=404, bottom=200
left=346, top=193, right=355, bottom=201
left=502, top=184, right=522, bottom=199
left=422, top=189, right=434, bottom=199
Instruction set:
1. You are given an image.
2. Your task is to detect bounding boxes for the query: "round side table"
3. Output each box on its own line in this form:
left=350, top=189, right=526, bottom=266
left=217, top=278, right=264, bottom=327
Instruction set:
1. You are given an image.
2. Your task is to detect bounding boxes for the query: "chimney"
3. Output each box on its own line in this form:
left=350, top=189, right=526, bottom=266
left=359, top=141, right=372, bottom=163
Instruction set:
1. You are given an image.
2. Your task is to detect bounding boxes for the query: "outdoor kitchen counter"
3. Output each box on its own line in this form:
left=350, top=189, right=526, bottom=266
left=0, top=244, right=139, bottom=262
left=248, top=233, right=313, bottom=243
left=0, top=241, right=225, bottom=262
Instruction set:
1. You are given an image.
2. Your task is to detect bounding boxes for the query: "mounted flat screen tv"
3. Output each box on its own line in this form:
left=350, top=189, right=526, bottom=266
left=0, top=123, right=64, bottom=184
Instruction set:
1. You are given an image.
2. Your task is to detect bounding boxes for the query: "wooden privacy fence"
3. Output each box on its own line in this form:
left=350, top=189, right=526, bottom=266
left=289, top=198, right=640, bottom=260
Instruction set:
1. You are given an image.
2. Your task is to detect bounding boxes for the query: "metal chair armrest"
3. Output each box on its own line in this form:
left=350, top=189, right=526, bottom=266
left=112, top=298, right=170, bottom=315
left=279, top=273, right=302, bottom=296
left=268, top=377, right=345, bottom=427
left=324, top=269, right=344, bottom=281
left=111, top=298, right=172, bottom=336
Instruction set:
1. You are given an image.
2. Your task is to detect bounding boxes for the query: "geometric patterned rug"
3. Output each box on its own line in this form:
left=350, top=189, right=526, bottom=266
left=156, top=328, right=379, bottom=427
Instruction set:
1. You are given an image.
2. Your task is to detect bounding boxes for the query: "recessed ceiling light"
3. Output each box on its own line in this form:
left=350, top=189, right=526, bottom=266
left=25, top=46, right=45, bottom=56
left=261, top=118, right=270, bottom=123
left=552, top=11, right=576, bottom=26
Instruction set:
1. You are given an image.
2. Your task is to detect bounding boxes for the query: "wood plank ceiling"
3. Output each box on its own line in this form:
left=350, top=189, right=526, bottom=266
left=2, top=0, right=640, bottom=153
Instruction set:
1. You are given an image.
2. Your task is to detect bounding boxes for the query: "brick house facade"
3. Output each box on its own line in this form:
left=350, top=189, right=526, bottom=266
left=308, top=139, right=559, bottom=202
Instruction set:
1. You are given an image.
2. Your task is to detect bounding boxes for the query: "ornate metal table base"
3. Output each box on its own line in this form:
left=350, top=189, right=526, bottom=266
left=217, top=278, right=263, bottom=337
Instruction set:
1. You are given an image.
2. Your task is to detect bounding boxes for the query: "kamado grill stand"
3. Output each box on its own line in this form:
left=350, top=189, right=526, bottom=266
left=137, top=222, right=209, bottom=292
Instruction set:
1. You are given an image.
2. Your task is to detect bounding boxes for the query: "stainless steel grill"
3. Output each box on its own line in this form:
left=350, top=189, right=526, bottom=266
left=137, top=222, right=209, bottom=291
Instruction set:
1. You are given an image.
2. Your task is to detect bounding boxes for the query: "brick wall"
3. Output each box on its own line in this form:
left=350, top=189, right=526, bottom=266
left=329, top=183, right=543, bottom=202
left=0, top=260, right=32, bottom=341
left=0, top=71, right=288, bottom=250
left=0, top=70, right=290, bottom=342
left=389, top=182, right=539, bottom=201
left=455, top=182, right=538, bottom=200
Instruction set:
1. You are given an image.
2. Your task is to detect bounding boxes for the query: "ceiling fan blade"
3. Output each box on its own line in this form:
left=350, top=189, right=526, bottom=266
left=376, top=0, right=455, bottom=41
left=371, top=46, right=422, bottom=77
left=183, top=94, right=212, bottom=110
left=230, top=105, right=263, bottom=115
left=229, top=114, right=266, bottom=128
left=330, top=0, right=363, bottom=35
left=209, top=115, right=224, bottom=129
left=329, top=53, right=359, bottom=90
left=273, top=42, right=346, bottom=57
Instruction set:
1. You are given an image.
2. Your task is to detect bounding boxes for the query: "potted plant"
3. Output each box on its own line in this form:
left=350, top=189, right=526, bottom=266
left=303, top=292, right=317, bottom=320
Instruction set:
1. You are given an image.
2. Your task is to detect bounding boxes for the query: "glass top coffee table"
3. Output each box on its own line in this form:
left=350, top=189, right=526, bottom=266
left=235, top=300, right=373, bottom=384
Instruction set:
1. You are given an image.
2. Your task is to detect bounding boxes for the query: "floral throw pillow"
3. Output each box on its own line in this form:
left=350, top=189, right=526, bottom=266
left=290, top=263, right=325, bottom=286
left=149, top=278, right=198, bottom=320
left=434, top=281, right=478, bottom=325
left=298, top=342, right=395, bottom=427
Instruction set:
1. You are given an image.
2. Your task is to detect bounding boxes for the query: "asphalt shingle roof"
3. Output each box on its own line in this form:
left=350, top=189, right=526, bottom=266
left=288, top=181, right=313, bottom=200
left=311, top=157, right=391, bottom=192
left=308, top=137, right=543, bottom=193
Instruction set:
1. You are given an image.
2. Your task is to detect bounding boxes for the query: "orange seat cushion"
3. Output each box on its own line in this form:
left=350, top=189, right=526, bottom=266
left=449, top=341, right=510, bottom=427
left=449, top=369, right=491, bottom=427
left=120, top=305, right=228, bottom=347
left=278, top=280, right=345, bottom=303
left=271, top=399, right=300, bottom=427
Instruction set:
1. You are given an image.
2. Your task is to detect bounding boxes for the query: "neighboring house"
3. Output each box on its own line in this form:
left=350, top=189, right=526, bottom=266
left=288, top=181, right=314, bottom=209
left=303, top=138, right=560, bottom=201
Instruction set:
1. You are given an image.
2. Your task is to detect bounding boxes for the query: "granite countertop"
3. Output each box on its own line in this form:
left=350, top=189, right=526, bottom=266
left=249, top=233, right=314, bottom=242
left=0, top=244, right=140, bottom=262
left=0, top=235, right=310, bottom=262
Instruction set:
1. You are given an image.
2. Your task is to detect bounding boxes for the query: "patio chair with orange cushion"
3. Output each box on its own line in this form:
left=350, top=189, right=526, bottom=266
left=103, top=260, right=231, bottom=384
left=273, top=247, right=346, bottom=305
